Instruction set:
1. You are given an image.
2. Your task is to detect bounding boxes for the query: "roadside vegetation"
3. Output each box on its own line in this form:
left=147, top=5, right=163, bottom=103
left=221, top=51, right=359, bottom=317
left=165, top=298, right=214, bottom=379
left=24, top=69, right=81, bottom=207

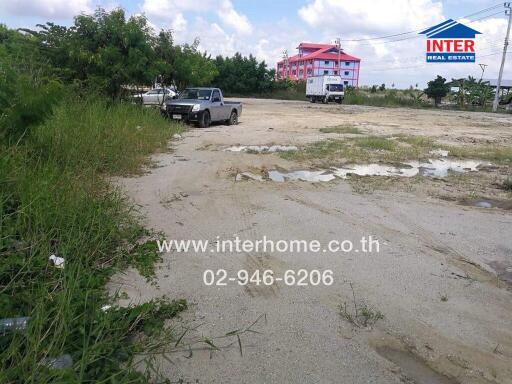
left=0, top=9, right=199, bottom=383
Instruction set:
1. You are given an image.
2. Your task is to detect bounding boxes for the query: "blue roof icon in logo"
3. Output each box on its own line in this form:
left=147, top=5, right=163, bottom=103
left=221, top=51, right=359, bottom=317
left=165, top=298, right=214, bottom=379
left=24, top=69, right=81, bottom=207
left=419, top=19, right=481, bottom=38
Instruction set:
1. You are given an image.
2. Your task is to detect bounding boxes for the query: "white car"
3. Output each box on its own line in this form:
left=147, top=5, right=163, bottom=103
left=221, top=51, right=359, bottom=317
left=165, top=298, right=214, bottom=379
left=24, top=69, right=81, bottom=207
left=136, top=88, right=176, bottom=105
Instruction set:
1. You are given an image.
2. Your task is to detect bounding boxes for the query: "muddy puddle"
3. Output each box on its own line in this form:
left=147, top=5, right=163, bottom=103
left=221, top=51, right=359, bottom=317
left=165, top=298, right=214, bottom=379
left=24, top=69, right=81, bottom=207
left=375, top=346, right=457, bottom=384
left=487, top=260, right=512, bottom=284
left=459, top=198, right=512, bottom=210
left=267, top=170, right=336, bottom=182
left=263, top=159, right=486, bottom=183
left=224, top=145, right=298, bottom=153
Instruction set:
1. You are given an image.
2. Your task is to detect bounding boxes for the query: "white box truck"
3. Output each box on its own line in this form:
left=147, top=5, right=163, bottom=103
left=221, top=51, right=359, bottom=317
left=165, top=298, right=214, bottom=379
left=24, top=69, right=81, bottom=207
left=306, top=75, right=345, bottom=104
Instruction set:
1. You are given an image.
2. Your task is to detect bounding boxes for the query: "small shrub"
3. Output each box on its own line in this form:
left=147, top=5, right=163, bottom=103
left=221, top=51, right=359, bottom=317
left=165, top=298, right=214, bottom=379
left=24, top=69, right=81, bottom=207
left=355, top=136, right=396, bottom=151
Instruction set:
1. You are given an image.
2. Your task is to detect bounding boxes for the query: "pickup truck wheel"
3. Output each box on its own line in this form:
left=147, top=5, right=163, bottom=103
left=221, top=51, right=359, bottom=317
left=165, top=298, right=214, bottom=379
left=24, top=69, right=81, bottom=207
left=227, top=110, right=238, bottom=126
left=198, top=110, right=211, bottom=128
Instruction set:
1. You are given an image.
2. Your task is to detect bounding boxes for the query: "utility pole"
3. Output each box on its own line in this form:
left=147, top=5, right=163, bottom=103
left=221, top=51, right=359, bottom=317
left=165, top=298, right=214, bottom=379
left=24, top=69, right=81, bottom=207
left=282, top=50, right=289, bottom=80
left=478, top=63, right=488, bottom=81
left=493, top=2, right=512, bottom=112
left=335, top=37, right=341, bottom=76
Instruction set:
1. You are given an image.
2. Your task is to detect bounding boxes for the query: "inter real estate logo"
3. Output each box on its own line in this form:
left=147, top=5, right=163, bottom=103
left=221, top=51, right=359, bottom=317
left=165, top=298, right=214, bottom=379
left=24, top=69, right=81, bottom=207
left=419, top=19, right=481, bottom=63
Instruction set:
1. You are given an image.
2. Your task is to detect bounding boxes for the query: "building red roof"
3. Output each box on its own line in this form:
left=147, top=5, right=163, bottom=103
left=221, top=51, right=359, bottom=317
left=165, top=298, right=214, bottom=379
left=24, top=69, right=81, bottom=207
left=296, top=42, right=334, bottom=49
left=283, top=45, right=360, bottom=63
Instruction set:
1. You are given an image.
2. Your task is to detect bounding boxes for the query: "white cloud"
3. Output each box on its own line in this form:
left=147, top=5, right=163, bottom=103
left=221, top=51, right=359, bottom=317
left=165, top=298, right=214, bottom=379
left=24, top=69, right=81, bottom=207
left=217, top=0, right=253, bottom=34
left=0, top=0, right=92, bottom=18
left=299, top=0, right=444, bottom=34
left=141, top=0, right=251, bottom=34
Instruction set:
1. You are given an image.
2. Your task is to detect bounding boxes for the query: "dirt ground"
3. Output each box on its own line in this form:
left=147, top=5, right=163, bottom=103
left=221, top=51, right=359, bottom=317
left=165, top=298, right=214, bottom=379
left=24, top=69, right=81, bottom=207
left=114, top=98, right=512, bottom=383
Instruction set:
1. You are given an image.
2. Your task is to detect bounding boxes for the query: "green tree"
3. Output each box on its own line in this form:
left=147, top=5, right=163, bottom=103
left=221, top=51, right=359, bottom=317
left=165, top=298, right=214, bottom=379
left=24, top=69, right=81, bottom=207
left=173, top=39, right=218, bottom=89
left=425, top=75, right=449, bottom=107
left=30, top=8, right=156, bottom=99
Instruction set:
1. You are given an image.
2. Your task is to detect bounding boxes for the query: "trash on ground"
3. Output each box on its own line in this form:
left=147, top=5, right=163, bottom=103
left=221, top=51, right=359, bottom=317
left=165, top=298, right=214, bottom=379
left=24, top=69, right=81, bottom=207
left=429, top=149, right=449, bottom=157
left=235, top=172, right=264, bottom=181
left=40, top=354, right=73, bottom=369
left=49, top=254, right=65, bottom=269
left=0, top=317, right=30, bottom=333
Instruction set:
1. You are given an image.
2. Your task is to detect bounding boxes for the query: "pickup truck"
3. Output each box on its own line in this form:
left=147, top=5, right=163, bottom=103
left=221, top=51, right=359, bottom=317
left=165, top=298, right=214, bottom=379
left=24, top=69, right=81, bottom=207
left=165, top=88, right=242, bottom=128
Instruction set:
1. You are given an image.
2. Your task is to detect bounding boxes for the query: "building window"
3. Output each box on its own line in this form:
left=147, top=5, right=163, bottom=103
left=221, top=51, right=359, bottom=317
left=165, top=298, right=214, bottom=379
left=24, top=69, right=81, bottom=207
left=345, top=61, right=350, bottom=66
left=292, top=70, right=296, bottom=75
left=324, top=61, right=329, bottom=65
left=344, top=71, right=349, bottom=76
left=307, top=69, right=312, bottom=75
left=334, top=71, right=338, bottom=75
left=323, top=70, right=329, bottom=75
left=344, top=81, right=349, bottom=85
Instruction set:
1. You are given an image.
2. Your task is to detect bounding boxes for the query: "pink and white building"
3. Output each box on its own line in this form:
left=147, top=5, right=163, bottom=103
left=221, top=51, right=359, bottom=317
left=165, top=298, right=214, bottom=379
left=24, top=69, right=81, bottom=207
left=276, top=42, right=361, bottom=87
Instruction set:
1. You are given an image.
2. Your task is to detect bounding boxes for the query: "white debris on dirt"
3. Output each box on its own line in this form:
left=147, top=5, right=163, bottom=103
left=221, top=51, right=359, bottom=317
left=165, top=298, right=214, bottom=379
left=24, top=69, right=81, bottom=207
left=224, top=145, right=298, bottom=153
left=268, top=170, right=336, bottom=182
left=235, top=172, right=264, bottom=181
left=429, top=149, right=450, bottom=157
left=173, top=133, right=183, bottom=140
left=49, top=254, right=65, bottom=269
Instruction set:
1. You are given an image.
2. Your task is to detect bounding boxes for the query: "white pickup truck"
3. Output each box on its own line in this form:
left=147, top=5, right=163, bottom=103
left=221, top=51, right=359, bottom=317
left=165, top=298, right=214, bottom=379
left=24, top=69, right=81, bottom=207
left=165, top=88, right=242, bottom=128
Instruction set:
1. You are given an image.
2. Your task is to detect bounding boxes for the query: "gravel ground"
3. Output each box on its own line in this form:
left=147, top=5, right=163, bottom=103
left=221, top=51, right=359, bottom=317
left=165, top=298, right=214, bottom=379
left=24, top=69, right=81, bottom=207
left=113, top=98, right=512, bottom=384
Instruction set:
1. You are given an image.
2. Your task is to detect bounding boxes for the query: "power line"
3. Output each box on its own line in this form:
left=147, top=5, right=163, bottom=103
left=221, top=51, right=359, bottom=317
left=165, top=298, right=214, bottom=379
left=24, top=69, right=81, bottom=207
left=344, top=10, right=505, bottom=48
left=339, top=3, right=504, bottom=43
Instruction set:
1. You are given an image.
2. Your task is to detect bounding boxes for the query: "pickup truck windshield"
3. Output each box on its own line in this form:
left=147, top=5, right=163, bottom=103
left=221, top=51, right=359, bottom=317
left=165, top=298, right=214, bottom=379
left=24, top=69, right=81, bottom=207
left=179, top=89, right=212, bottom=100
left=328, top=84, right=344, bottom=92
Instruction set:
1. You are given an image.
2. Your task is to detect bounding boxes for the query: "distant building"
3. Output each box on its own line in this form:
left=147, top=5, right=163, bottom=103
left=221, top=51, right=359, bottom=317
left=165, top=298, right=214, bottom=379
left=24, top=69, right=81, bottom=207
left=276, top=42, right=361, bottom=87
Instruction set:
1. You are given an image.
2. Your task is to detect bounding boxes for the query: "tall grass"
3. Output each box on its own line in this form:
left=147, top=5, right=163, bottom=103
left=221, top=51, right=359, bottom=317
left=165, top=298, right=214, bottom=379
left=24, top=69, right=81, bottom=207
left=0, top=99, right=183, bottom=383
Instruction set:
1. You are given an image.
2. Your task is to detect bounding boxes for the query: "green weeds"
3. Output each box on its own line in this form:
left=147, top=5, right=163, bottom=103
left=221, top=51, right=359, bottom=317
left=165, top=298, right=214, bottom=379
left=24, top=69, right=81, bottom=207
left=0, top=99, right=183, bottom=383
left=319, top=125, right=362, bottom=134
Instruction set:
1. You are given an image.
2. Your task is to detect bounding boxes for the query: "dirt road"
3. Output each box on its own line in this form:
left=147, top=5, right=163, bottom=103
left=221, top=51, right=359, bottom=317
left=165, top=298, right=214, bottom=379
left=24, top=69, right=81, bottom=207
left=116, top=99, right=512, bottom=383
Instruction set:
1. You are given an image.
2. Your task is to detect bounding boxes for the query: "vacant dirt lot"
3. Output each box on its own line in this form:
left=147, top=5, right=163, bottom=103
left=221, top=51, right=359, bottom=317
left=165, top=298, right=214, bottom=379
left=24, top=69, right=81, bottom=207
left=115, top=99, right=512, bottom=383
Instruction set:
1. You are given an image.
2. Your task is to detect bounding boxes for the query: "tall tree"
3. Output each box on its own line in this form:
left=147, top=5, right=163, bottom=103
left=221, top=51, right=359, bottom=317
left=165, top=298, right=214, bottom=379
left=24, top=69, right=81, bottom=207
left=425, top=75, right=450, bottom=107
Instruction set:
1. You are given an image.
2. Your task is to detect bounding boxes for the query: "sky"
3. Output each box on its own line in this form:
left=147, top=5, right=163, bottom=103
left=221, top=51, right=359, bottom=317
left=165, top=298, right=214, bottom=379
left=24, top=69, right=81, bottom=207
left=0, top=0, right=508, bottom=88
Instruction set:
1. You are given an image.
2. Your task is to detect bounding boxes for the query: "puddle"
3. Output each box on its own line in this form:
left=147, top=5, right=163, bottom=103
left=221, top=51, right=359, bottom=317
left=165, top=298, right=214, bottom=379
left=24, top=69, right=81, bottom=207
left=265, top=159, right=486, bottom=183
left=459, top=198, right=512, bottom=210
left=376, top=347, right=457, bottom=384
left=429, top=149, right=449, bottom=157
left=268, top=170, right=335, bottom=182
left=488, top=260, right=512, bottom=284
left=224, top=145, right=298, bottom=153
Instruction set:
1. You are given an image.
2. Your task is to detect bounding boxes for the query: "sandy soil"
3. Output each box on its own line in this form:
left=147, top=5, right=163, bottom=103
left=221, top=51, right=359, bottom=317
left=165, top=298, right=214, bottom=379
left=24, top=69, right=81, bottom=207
left=114, top=99, right=512, bottom=383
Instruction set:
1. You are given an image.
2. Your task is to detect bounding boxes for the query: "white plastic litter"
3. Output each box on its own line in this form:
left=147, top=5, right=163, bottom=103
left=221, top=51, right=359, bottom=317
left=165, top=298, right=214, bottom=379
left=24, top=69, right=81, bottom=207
left=40, top=354, right=73, bottom=369
left=101, top=305, right=112, bottom=312
left=0, top=317, right=30, bottom=332
left=49, top=254, right=65, bottom=269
